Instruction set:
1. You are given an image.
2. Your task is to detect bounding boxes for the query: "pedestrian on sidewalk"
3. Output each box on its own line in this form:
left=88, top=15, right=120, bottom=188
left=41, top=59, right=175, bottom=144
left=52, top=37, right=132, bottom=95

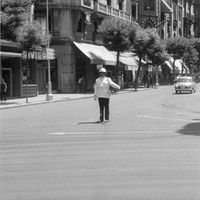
left=94, top=68, right=120, bottom=123
left=1, top=79, right=7, bottom=101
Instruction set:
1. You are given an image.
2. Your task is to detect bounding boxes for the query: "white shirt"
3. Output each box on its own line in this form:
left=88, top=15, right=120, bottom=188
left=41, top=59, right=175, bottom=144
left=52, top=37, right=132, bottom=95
left=94, top=77, right=120, bottom=98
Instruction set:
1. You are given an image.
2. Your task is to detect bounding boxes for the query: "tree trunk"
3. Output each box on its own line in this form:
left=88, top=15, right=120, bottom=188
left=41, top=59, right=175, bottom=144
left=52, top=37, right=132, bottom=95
left=134, top=56, right=142, bottom=91
left=115, top=51, right=120, bottom=83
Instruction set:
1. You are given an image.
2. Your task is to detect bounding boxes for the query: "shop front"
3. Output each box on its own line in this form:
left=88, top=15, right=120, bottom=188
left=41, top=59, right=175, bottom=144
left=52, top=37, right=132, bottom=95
left=0, top=42, right=22, bottom=98
left=73, top=41, right=116, bottom=92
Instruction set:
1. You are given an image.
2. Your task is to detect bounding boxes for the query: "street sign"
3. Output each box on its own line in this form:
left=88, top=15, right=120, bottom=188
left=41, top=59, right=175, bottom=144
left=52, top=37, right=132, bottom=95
left=46, top=48, right=55, bottom=60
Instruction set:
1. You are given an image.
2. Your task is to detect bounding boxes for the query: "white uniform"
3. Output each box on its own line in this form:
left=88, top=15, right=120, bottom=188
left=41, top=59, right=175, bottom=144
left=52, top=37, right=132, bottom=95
left=94, top=77, right=120, bottom=98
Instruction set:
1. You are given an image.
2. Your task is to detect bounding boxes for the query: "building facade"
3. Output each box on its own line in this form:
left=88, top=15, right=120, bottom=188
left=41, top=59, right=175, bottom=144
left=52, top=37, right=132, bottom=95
left=137, top=0, right=195, bottom=38
left=34, top=0, right=137, bottom=93
left=2, top=0, right=197, bottom=97
left=194, top=0, right=200, bottom=37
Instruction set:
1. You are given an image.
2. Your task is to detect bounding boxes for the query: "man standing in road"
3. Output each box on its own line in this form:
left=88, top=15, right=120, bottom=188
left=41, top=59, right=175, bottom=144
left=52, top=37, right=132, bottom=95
left=94, top=68, right=120, bottom=123
left=1, top=79, right=7, bottom=101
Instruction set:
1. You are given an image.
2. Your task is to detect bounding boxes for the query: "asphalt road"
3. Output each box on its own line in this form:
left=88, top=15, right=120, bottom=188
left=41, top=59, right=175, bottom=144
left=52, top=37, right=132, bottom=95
left=0, top=85, right=200, bottom=200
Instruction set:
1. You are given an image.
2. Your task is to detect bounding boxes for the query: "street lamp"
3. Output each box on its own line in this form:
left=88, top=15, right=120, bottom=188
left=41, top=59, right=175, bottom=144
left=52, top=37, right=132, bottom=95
left=46, top=0, right=53, bottom=101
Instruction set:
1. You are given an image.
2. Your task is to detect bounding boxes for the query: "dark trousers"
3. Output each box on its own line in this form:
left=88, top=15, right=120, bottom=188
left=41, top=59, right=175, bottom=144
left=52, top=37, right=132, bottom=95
left=98, top=98, right=109, bottom=121
left=1, top=92, right=6, bottom=101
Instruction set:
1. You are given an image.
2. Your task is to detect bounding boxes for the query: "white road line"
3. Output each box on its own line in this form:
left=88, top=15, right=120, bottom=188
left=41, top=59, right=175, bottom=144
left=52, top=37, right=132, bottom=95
left=48, top=132, right=67, bottom=135
left=48, top=130, right=172, bottom=135
left=137, top=115, right=194, bottom=122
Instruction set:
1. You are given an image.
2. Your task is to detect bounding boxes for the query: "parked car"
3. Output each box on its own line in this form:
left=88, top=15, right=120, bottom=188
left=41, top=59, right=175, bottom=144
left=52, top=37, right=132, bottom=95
left=175, top=76, right=197, bottom=94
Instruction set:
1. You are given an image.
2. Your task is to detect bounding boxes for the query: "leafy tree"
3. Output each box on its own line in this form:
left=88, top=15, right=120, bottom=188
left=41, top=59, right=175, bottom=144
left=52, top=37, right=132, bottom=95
left=165, top=37, right=189, bottom=75
left=183, top=41, right=198, bottom=75
left=147, top=38, right=168, bottom=65
left=98, top=17, right=137, bottom=81
left=192, top=38, right=200, bottom=74
left=129, top=27, right=161, bottom=90
left=16, top=21, right=50, bottom=51
left=1, top=0, right=33, bottom=41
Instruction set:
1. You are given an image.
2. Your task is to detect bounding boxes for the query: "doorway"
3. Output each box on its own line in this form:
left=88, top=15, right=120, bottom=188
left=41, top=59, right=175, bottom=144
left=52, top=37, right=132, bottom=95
left=2, top=68, right=12, bottom=97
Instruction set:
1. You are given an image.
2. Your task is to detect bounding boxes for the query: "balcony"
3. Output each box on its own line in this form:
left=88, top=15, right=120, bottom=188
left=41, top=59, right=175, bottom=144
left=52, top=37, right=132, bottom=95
left=95, top=2, right=132, bottom=21
left=37, top=0, right=131, bottom=21
left=36, top=0, right=94, bottom=9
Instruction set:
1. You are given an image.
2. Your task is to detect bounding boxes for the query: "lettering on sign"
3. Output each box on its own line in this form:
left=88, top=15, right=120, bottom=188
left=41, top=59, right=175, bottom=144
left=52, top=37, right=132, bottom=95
left=22, top=51, right=47, bottom=60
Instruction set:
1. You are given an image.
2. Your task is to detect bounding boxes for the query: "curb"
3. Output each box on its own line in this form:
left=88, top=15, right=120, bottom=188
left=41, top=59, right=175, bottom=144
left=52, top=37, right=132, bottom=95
left=0, top=88, right=152, bottom=110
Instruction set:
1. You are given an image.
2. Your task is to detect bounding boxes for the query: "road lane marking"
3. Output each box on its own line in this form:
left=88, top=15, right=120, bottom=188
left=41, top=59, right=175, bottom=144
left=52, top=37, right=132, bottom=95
left=137, top=115, right=194, bottom=122
left=48, top=132, right=67, bottom=135
left=48, top=130, right=172, bottom=135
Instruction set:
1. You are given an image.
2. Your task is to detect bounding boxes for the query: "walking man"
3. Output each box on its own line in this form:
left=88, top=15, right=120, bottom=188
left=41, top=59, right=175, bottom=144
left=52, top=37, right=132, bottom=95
left=1, top=79, right=7, bottom=101
left=94, top=68, right=120, bottom=123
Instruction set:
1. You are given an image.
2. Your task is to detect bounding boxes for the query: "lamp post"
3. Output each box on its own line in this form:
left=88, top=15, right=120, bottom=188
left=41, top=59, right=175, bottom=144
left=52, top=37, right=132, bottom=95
left=46, top=0, right=53, bottom=101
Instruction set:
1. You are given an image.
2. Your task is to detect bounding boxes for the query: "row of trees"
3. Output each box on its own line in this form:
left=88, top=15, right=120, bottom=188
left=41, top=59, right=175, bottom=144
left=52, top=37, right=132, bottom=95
left=99, top=17, right=200, bottom=89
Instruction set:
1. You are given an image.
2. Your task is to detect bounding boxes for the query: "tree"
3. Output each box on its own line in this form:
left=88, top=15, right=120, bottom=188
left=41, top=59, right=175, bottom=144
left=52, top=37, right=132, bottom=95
left=165, top=37, right=189, bottom=75
left=147, top=41, right=168, bottom=67
left=16, top=21, right=50, bottom=51
left=16, top=20, right=50, bottom=103
left=1, top=0, right=33, bottom=41
left=129, top=27, right=161, bottom=90
left=183, top=42, right=198, bottom=75
left=147, top=40, right=168, bottom=86
left=192, top=38, right=200, bottom=74
left=98, top=17, right=137, bottom=82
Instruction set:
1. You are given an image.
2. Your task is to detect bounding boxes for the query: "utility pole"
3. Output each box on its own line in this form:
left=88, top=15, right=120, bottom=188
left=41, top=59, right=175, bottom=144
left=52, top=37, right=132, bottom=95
left=46, top=0, right=53, bottom=101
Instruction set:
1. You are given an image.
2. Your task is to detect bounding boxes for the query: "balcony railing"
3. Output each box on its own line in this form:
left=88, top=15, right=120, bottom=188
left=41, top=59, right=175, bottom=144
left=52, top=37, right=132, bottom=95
left=37, top=0, right=94, bottom=9
left=37, top=0, right=131, bottom=21
left=95, top=2, right=132, bottom=21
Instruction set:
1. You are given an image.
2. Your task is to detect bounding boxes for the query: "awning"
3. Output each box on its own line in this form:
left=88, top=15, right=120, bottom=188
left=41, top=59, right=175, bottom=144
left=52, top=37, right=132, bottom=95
left=161, top=0, right=172, bottom=13
left=174, top=59, right=189, bottom=73
left=111, top=51, right=146, bottom=71
left=73, top=41, right=116, bottom=65
left=0, top=51, right=22, bottom=57
left=164, top=60, right=173, bottom=71
left=165, top=58, right=189, bottom=73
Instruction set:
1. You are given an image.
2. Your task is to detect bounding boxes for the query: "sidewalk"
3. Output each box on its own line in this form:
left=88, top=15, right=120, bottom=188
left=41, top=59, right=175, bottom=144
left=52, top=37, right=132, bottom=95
left=0, top=87, right=149, bottom=110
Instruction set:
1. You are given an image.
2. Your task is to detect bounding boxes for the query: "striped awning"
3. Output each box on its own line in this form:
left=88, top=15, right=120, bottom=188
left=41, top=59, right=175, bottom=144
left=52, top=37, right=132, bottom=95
left=0, top=51, right=22, bottom=57
left=73, top=42, right=116, bottom=65
left=111, top=51, right=146, bottom=71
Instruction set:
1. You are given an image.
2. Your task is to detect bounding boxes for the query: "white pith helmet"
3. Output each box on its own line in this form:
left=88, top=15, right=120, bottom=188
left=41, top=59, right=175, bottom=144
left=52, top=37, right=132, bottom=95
left=99, top=68, right=106, bottom=73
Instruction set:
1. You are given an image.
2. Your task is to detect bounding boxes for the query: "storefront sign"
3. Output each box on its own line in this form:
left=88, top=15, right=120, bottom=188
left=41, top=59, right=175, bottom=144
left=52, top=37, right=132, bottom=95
left=22, top=50, right=47, bottom=60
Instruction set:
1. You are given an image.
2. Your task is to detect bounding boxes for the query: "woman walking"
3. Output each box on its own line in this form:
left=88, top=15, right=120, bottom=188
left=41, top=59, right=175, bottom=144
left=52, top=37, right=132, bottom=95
left=94, top=68, right=120, bottom=123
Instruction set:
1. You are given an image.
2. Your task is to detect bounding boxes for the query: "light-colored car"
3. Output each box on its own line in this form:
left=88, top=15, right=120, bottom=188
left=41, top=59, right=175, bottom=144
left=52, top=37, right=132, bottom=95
left=175, top=76, right=197, bottom=94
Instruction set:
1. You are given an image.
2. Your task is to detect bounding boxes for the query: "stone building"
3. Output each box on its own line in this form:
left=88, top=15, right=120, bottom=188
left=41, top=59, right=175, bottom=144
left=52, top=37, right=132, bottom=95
left=194, top=0, right=200, bottom=37
left=34, top=0, right=138, bottom=93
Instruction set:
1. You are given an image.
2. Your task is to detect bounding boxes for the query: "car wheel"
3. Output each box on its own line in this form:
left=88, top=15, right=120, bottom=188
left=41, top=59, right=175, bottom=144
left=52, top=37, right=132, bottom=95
left=176, top=90, right=178, bottom=94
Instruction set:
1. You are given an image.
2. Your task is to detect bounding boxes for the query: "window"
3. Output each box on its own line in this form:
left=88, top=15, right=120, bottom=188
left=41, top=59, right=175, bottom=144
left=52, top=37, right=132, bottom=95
left=77, top=18, right=83, bottom=33
left=119, top=2, right=123, bottom=10
left=178, top=6, right=182, bottom=22
left=144, top=0, right=154, bottom=11
left=107, top=0, right=111, bottom=6
left=132, top=4, right=138, bottom=19
left=83, top=0, right=92, bottom=8
left=94, top=21, right=98, bottom=33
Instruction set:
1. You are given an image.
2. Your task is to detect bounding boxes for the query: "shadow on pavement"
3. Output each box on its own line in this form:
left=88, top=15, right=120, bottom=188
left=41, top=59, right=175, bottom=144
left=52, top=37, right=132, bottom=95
left=177, top=119, right=200, bottom=136
left=78, top=121, right=98, bottom=125
left=78, top=121, right=106, bottom=125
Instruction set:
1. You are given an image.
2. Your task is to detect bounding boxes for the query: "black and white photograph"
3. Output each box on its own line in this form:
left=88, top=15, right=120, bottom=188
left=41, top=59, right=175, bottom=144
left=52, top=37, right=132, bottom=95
left=1, top=0, right=200, bottom=199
